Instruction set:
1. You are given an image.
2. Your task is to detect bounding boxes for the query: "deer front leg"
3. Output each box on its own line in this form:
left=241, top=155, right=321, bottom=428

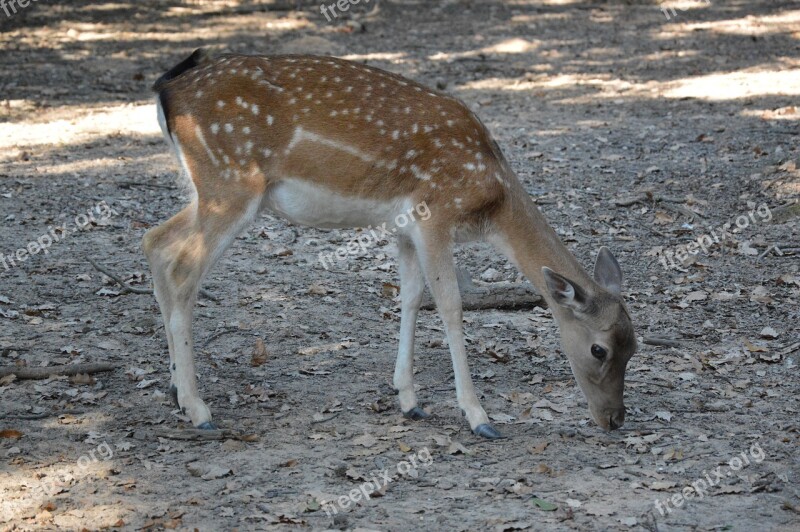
left=143, top=208, right=214, bottom=429
left=414, top=230, right=502, bottom=439
left=143, top=196, right=262, bottom=429
left=393, top=236, right=429, bottom=420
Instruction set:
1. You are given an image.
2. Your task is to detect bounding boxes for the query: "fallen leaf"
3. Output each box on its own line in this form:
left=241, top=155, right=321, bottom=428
left=0, top=429, right=23, bottom=439
left=584, top=502, right=614, bottom=516
left=743, top=338, right=768, bottom=353
left=447, top=441, right=469, bottom=455
left=381, top=283, right=399, bottom=299
left=655, top=411, right=672, bottom=422
left=528, top=441, right=548, bottom=455
left=531, top=497, right=557, bottom=511
left=565, top=498, right=582, bottom=508
left=649, top=480, right=677, bottom=491
left=352, top=434, right=377, bottom=448
left=186, top=462, right=232, bottom=480
left=749, top=286, right=773, bottom=304
left=532, top=399, right=568, bottom=413
left=307, top=283, right=328, bottom=296
left=251, top=338, right=268, bottom=367
left=760, top=327, right=778, bottom=339
left=654, top=211, right=674, bottom=225
left=684, top=290, right=708, bottom=303
left=298, top=341, right=354, bottom=356
left=489, top=413, right=515, bottom=424
left=69, top=373, right=95, bottom=385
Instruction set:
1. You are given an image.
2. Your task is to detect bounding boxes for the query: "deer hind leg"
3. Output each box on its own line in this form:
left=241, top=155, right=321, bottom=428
left=143, top=195, right=262, bottom=428
left=393, top=235, right=429, bottom=421
left=412, top=228, right=502, bottom=439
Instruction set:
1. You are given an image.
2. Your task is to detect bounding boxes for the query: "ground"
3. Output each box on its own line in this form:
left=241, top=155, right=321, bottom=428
left=0, top=0, right=799, bottom=530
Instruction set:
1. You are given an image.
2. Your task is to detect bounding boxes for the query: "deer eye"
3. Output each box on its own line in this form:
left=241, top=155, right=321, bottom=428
left=591, top=344, right=607, bottom=360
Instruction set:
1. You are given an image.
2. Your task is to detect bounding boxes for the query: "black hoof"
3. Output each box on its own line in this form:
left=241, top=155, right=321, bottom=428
left=169, top=384, right=179, bottom=408
left=473, top=424, right=503, bottom=439
left=403, top=407, right=431, bottom=420
left=197, top=421, right=218, bottom=430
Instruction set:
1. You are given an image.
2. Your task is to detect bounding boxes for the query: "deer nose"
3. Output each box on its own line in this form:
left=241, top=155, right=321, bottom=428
left=608, top=408, right=626, bottom=430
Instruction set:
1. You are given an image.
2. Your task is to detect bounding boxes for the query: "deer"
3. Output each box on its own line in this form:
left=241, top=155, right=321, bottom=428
left=144, top=48, right=638, bottom=439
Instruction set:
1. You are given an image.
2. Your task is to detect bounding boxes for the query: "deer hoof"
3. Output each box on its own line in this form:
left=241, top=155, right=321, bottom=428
left=196, top=421, right=218, bottom=430
left=169, top=384, right=179, bottom=408
left=403, top=407, right=431, bottom=420
left=473, top=424, right=503, bottom=439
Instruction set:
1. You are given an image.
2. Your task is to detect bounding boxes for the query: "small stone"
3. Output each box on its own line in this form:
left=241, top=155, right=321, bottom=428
left=760, top=326, right=778, bottom=339
left=480, top=268, right=502, bottom=282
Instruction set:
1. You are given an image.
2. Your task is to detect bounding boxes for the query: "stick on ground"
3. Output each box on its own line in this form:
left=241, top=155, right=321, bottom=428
left=0, top=362, right=118, bottom=380
left=88, top=258, right=219, bottom=302
left=643, top=336, right=690, bottom=348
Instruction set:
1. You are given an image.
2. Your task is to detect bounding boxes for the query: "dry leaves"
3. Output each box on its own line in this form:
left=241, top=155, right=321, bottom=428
left=251, top=338, right=268, bottom=367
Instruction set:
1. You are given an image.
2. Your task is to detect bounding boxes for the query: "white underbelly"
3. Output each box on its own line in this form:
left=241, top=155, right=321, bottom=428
left=263, top=178, right=407, bottom=230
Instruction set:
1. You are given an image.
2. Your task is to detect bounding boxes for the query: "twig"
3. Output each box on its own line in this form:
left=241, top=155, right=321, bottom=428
left=2, top=409, right=84, bottom=420
left=88, top=258, right=219, bottom=302
left=2, top=412, right=51, bottom=420
left=643, top=336, right=689, bottom=348
left=116, top=180, right=176, bottom=190
left=421, top=283, right=546, bottom=311
left=154, top=428, right=230, bottom=441
left=757, top=245, right=780, bottom=260
left=310, top=412, right=341, bottom=424
left=88, top=257, right=152, bottom=294
left=203, top=327, right=246, bottom=348
left=627, top=379, right=675, bottom=389
left=780, top=341, right=800, bottom=356
left=613, top=193, right=685, bottom=207
left=0, top=362, right=118, bottom=380
left=661, top=201, right=705, bottom=220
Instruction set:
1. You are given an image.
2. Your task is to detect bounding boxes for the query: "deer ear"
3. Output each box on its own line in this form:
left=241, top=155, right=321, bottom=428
left=593, top=246, right=623, bottom=295
left=542, top=267, right=587, bottom=311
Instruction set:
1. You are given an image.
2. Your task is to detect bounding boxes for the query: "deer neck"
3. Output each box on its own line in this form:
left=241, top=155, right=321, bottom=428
left=490, top=178, right=594, bottom=311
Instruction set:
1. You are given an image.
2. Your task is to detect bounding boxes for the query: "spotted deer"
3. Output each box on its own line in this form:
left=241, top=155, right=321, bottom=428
left=145, top=49, right=637, bottom=438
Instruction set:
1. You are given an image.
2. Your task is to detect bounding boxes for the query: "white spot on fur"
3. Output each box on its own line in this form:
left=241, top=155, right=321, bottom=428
left=410, top=165, right=431, bottom=181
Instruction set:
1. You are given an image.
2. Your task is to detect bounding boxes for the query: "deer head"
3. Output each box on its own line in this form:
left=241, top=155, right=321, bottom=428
left=542, top=247, right=637, bottom=431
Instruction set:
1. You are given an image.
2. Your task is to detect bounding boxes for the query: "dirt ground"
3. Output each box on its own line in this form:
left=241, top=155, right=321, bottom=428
left=1, top=0, right=799, bottom=530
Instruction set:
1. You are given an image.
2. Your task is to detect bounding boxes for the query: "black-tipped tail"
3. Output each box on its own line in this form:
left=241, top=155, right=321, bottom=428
left=153, top=48, right=213, bottom=92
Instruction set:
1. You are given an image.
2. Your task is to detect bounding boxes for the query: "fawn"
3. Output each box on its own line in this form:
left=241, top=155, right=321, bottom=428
left=144, top=49, right=637, bottom=438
